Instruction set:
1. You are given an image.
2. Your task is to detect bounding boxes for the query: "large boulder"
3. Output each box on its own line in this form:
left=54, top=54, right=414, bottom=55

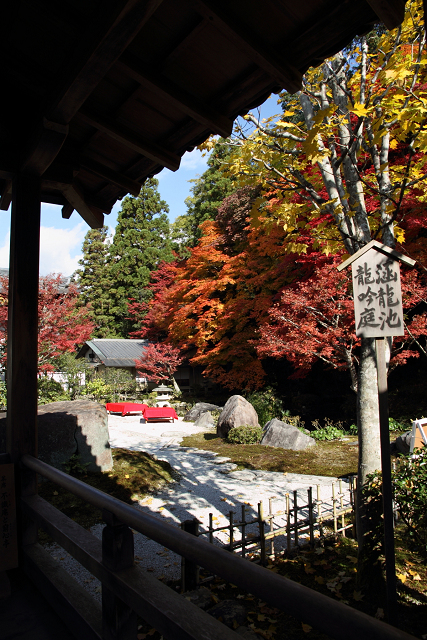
left=193, top=411, right=215, bottom=428
left=261, top=418, right=315, bottom=451
left=217, top=395, right=259, bottom=439
left=0, top=400, right=112, bottom=473
left=184, top=402, right=222, bottom=422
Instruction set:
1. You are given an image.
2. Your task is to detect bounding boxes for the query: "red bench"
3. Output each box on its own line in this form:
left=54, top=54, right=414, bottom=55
left=143, top=407, right=178, bottom=422
left=105, top=403, right=148, bottom=416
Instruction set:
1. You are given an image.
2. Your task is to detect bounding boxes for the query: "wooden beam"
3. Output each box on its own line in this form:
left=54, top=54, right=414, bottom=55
left=80, top=157, right=141, bottom=197
left=20, top=118, right=69, bottom=177
left=48, top=0, right=165, bottom=125
left=78, top=109, right=181, bottom=172
left=365, top=0, right=406, bottom=30
left=62, top=203, right=74, bottom=220
left=62, top=184, right=104, bottom=229
left=23, top=544, right=102, bottom=640
left=0, top=179, right=12, bottom=211
left=117, top=53, right=234, bottom=138
left=190, top=0, right=302, bottom=93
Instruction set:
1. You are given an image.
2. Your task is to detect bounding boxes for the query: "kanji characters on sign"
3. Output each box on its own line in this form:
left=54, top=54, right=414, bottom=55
left=352, top=250, right=404, bottom=338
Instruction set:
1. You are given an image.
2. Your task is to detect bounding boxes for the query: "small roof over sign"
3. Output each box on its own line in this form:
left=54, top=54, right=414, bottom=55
left=337, top=239, right=415, bottom=272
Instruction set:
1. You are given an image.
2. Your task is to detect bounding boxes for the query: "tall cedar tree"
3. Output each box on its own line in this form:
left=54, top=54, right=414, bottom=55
left=109, top=178, right=174, bottom=337
left=74, top=226, right=114, bottom=337
left=171, top=140, right=236, bottom=253
left=0, top=274, right=94, bottom=374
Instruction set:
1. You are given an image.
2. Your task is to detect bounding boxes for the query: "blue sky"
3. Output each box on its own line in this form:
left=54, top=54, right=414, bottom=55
left=0, top=95, right=281, bottom=276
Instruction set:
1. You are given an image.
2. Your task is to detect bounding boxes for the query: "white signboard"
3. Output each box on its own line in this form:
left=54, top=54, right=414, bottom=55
left=352, top=249, right=404, bottom=338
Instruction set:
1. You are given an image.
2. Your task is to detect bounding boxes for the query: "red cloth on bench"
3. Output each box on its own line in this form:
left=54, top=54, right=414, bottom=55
left=105, top=403, right=148, bottom=416
left=143, top=407, right=178, bottom=421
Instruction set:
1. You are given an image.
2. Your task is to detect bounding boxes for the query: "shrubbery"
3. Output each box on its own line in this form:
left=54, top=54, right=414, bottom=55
left=394, top=448, right=427, bottom=552
left=227, top=425, right=263, bottom=444
left=310, top=419, right=346, bottom=441
left=364, top=448, right=427, bottom=556
left=37, top=376, right=70, bottom=405
left=245, top=387, right=284, bottom=426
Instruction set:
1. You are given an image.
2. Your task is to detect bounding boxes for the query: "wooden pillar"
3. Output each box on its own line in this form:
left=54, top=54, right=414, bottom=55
left=6, top=173, right=40, bottom=523
left=180, top=518, right=199, bottom=592
left=102, top=509, right=137, bottom=640
left=376, top=337, right=397, bottom=621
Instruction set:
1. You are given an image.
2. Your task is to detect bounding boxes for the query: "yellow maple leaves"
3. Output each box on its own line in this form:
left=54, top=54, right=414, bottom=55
left=351, top=103, right=370, bottom=118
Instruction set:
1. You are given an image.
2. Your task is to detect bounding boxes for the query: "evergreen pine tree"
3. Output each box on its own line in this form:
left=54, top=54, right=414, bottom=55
left=171, top=140, right=235, bottom=252
left=74, top=226, right=114, bottom=337
left=109, top=178, right=174, bottom=336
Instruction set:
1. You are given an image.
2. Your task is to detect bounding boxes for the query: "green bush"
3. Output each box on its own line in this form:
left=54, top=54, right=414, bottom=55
left=394, top=448, right=427, bottom=553
left=38, top=376, right=70, bottom=405
left=245, top=387, right=284, bottom=426
left=311, top=418, right=346, bottom=441
left=388, top=417, right=408, bottom=432
left=311, top=425, right=344, bottom=441
left=348, top=417, right=408, bottom=436
left=81, top=378, right=112, bottom=401
left=364, top=449, right=427, bottom=555
left=227, top=425, right=263, bottom=444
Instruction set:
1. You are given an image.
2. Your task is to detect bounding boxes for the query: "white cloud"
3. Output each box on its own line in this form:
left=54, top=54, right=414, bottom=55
left=180, top=148, right=208, bottom=171
left=39, top=223, right=86, bottom=276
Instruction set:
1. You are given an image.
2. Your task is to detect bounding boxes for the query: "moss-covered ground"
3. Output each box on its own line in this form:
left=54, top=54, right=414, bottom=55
left=181, top=432, right=359, bottom=478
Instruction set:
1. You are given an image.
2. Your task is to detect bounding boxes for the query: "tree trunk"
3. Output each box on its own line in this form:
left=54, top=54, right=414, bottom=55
left=356, top=337, right=383, bottom=593
left=357, top=338, right=381, bottom=486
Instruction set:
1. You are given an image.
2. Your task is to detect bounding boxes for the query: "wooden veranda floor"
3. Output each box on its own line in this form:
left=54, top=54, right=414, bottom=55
left=0, top=569, right=75, bottom=640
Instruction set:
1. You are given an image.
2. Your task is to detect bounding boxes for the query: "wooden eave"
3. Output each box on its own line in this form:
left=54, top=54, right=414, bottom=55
left=0, top=0, right=407, bottom=228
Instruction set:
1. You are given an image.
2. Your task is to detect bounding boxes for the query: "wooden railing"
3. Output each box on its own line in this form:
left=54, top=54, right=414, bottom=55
left=20, top=454, right=416, bottom=640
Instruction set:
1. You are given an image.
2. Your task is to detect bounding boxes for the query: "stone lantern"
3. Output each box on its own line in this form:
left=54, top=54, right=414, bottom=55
left=152, top=384, right=174, bottom=407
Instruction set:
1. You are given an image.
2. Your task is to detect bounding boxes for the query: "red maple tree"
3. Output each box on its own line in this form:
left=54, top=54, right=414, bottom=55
left=135, top=342, right=183, bottom=383
left=0, top=274, right=94, bottom=373
left=257, top=256, right=427, bottom=392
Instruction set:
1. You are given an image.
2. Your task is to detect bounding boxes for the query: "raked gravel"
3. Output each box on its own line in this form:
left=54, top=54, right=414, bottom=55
left=45, top=413, right=352, bottom=602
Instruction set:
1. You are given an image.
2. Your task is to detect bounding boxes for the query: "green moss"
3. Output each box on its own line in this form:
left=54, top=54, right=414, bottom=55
left=181, top=433, right=358, bottom=477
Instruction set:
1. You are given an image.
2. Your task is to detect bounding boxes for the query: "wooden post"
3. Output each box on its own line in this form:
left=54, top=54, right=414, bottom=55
left=376, top=337, right=397, bottom=620
left=241, top=505, right=246, bottom=558
left=268, top=498, right=275, bottom=558
left=286, top=494, right=291, bottom=551
left=229, top=510, right=234, bottom=552
left=181, top=518, right=199, bottom=592
left=258, top=502, right=266, bottom=565
left=350, top=476, right=357, bottom=539
left=7, top=174, right=41, bottom=549
left=102, top=509, right=137, bottom=640
left=308, top=488, right=314, bottom=546
left=332, top=482, right=337, bottom=535
left=208, top=513, right=213, bottom=544
left=293, top=491, right=298, bottom=547
left=316, top=485, right=323, bottom=538
left=339, top=480, right=345, bottom=536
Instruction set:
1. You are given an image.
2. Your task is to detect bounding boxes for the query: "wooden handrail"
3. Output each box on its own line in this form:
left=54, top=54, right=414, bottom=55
left=22, top=454, right=417, bottom=640
left=21, top=495, right=240, bottom=640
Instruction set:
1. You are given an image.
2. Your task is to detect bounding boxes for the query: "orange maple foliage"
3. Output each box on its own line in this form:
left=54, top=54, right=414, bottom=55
left=130, top=187, right=314, bottom=390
